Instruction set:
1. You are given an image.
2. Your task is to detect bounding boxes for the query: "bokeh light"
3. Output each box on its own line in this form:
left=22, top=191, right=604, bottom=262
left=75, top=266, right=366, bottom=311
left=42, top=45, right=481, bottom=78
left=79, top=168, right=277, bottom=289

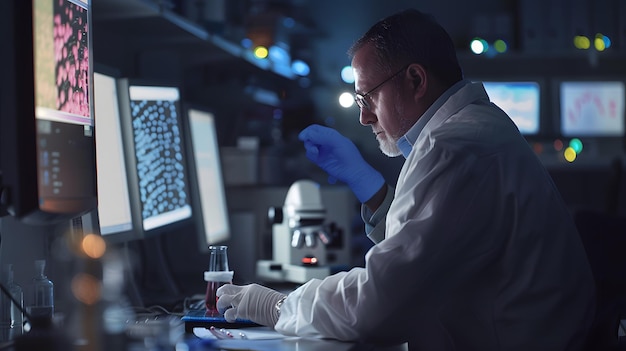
left=564, top=147, right=577, bottom=162
left=253, top=46, right=269, bottom=59
left=494, top=39, right=508, bottom=53
left=569, top=138, right=583, bottom=154
left=339, top=92, right=355, bottom=108
left=574, top=36, right=591, bottom=49
left=71, top=273, right=102, bottom=305
left=470, top=38, right=488, bottom=55
left=291, top=59, right=310, bottom=76
left=82, top=234, right=106, bottom=259
left=341, top=65, right=355, bottom=84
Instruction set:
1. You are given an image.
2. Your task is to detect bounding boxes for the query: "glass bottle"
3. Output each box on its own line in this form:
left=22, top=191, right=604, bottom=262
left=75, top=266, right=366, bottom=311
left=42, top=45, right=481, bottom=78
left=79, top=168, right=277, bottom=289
left=29, top=260, right=54, bottom=320
left=0, top=264, right=23, bottom=341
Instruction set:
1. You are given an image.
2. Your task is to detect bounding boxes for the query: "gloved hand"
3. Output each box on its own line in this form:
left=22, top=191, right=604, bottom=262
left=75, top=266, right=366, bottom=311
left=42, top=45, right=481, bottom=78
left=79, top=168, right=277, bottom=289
left=216, top=283, right=286, bottom=328
left=298, top=124, right=385, bottom=203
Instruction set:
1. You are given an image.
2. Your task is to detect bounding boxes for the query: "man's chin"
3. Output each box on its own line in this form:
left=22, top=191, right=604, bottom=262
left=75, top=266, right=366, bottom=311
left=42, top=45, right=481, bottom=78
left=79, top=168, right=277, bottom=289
left=378, top=141, right=402, bottom=157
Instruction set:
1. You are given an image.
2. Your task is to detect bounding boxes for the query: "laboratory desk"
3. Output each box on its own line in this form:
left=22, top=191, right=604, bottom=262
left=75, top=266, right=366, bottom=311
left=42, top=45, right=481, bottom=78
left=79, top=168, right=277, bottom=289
left=189, top=326, right=409, bottom=351
left=205, top=338, right=407, bottom=351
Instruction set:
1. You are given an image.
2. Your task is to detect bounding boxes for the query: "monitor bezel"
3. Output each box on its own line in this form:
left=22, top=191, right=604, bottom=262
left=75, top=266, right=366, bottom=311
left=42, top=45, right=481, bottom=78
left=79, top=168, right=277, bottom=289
left=181, top=102, right=231, bottom=253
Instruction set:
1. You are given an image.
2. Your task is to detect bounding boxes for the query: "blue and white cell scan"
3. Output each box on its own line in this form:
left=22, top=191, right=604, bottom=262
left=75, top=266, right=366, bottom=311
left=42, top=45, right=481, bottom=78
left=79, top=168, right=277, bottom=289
left=129, top=85, right=192, bottom=231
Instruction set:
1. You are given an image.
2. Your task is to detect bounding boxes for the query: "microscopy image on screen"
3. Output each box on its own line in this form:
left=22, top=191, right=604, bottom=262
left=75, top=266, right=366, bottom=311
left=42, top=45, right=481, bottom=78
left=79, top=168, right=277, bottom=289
left=129, top=86, right=192, bottom=231
left=54, top=0, right=89, bottom=116
left=34, top=0, right=90, bottom=119
left=560, top=81, right=625, bottom=137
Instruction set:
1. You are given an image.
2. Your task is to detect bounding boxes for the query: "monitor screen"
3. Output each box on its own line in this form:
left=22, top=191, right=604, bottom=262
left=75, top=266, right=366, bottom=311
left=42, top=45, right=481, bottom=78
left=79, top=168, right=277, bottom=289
left=0, top=0, right=97, bottom=222
left=93, top=71, right=140, bottom=241
left=482, top=81, right=541, bottom=135
left=118, top=80, right=193, bottom=234
left=185, top=107, right=230, bottom=250
left=559, top=81, right=625, bottom=137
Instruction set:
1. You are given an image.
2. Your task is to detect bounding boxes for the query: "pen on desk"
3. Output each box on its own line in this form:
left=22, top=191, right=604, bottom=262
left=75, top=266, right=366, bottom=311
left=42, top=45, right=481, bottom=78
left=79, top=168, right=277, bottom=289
left=221, top=328, right=234, bottom=338
left=209, top=326, right=233, bottom=339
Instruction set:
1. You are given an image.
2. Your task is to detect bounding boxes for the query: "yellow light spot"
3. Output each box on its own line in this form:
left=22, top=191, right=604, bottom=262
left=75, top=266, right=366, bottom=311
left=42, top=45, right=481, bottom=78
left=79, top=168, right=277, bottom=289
left=71, top=273, right=101, bottom=305
left=574, top=36, right=590, bottom=49
left=253, top=46, right=269, bottom=59
left=564, top=147, right=577, bottom=162
left=82, top=234, right=106, bottom=259
left=594, top=37, right=606, bottom=51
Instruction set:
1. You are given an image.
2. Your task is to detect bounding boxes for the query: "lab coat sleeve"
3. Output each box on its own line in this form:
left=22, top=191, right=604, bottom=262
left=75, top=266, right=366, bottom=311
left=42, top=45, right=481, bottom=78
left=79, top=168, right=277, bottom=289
left=361, top=184, right=395, bottom=244
left=275, top=139, right=512, bottom=343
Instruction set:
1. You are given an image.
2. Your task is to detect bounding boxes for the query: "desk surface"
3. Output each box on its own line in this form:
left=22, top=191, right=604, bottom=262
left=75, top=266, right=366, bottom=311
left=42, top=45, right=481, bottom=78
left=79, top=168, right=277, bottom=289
left=190, top=326, right=408, bottom=351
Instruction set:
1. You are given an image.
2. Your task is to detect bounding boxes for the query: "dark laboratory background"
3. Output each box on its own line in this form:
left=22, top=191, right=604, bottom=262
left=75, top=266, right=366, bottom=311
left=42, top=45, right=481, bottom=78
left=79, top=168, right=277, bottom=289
left=0, top=0, right=625, bottom=346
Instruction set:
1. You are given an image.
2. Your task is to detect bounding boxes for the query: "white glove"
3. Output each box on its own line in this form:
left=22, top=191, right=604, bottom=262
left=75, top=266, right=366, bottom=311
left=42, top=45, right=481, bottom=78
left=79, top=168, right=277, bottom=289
left=216, top=283, right=286, bottom=328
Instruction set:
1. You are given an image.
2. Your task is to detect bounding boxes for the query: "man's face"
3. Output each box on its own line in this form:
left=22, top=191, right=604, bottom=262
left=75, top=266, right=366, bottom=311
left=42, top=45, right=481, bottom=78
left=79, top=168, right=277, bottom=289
left=351, top=43, right=420, bottom=157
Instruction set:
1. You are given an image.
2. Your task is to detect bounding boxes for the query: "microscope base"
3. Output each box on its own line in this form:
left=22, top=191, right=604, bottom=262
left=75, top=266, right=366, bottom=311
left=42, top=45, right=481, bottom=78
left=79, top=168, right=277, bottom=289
left=256, top=260, right=330, bottom=284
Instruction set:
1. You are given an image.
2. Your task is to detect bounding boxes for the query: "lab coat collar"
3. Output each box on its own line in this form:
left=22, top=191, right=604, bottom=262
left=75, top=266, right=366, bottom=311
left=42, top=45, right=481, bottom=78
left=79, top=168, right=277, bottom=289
left=397, top=80, right=484, bottom=158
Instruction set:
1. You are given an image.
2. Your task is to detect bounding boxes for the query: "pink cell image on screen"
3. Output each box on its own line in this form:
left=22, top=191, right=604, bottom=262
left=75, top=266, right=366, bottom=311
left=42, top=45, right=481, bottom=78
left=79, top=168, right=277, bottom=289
left=54, top=0, right=89, bottom=117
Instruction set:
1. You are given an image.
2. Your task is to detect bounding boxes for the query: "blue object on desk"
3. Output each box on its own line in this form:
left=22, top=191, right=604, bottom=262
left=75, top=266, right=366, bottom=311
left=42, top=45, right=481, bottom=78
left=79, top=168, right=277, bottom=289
left=182, top=309, right=259, bottom=332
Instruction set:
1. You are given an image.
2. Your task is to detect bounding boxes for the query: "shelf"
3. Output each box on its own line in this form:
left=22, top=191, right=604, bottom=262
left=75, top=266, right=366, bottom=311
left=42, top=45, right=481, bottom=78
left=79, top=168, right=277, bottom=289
left=92, top=0, right=295, bottom=79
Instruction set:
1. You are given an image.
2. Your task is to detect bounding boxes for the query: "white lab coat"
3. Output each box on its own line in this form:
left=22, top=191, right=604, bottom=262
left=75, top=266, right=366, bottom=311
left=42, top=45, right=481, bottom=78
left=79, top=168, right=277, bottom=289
left=275, top=82, right=596, bottom=350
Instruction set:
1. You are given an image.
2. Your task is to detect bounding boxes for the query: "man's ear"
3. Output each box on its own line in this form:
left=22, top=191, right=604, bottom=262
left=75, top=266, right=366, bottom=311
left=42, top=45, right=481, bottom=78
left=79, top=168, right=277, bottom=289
left=407, top=64, right=426, bottom=97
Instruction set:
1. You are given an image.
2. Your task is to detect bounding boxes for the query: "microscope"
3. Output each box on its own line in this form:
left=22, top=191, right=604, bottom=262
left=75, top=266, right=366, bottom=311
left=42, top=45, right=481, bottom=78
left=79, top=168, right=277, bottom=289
left=257, top=180, right=336, bottom=284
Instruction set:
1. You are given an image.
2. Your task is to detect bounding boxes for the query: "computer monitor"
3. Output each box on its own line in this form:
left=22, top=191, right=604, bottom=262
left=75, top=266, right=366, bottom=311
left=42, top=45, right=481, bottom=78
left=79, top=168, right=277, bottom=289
left=93, top=70, right=142, bottom=242
left=558, top=81, right=625, bottom=137
left=0, top=0, right=97, bottom=223
left=117, top=79, right=193, bottom=235
left=482, top=81, right=541, bottom=135
left=183, top=106, right=231, bottom=251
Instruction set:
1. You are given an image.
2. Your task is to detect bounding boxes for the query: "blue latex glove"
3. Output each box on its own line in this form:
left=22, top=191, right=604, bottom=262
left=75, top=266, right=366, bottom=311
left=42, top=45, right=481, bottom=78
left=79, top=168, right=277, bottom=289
left=298, top=124, right=385, bottom=203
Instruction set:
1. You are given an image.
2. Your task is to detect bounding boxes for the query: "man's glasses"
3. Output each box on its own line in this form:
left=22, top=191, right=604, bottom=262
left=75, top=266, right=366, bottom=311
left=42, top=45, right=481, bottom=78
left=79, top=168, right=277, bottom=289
left=354, top=65, right=408, bottom=111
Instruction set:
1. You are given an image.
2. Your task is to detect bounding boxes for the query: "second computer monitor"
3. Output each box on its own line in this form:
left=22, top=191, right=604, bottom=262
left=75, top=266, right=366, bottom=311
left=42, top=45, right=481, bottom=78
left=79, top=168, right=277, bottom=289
left=482, top=81, right=541, bottom=136
left=184, top=106, right=230, bottom=250
left=118, top=79, right=193, bottom=235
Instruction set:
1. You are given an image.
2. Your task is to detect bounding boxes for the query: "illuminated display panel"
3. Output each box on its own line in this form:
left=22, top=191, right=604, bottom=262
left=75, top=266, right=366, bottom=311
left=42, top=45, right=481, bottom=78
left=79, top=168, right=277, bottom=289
left=185, top=107, right=230, bottom=250
left=118, top=80, right=193, bottom=234
left=93, top=71, right=141, bottom=242
left=482, top=81, right=541, bottom=135
left=559, top=81, right=625, bottom=137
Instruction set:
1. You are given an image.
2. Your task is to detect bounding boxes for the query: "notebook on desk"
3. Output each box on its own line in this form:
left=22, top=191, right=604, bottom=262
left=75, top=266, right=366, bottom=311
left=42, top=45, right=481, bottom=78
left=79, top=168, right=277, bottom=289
left=181, top=308, right=260, bottom=332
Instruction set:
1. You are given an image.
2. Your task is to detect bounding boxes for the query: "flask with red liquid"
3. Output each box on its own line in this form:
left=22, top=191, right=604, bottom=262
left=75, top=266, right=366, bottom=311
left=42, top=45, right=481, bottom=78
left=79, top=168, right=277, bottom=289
left=204, top=246, right=233, bottom=315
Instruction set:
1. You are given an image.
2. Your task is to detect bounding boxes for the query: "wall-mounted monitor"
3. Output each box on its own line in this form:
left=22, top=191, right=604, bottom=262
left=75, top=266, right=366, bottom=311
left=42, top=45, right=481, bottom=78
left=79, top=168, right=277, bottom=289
left=558, top=81, right=625, bottom=137
left=482, top=81, right=541, bottom=135
left=183, top=106, right=231, bottom=251
left=0, top=0, right=97, bottom=223
left=117, top=79, right=193, bottom=235
left=93, top=69, right=142, bottom=242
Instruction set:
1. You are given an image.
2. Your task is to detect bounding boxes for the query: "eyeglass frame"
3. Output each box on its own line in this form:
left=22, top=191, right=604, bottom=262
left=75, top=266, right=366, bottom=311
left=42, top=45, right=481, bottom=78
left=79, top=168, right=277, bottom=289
left=354, top=64, right=409, bottom=111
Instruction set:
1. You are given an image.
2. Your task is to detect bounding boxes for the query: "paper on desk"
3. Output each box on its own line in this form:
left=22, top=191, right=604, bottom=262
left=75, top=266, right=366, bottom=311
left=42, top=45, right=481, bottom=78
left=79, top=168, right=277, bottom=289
left=193, top=326, right=286, bottom=340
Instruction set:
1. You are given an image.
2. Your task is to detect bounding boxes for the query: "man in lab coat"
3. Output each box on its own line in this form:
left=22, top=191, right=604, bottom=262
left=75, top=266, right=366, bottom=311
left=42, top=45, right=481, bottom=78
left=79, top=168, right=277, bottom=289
left=217, top=8, right=596, bottom=350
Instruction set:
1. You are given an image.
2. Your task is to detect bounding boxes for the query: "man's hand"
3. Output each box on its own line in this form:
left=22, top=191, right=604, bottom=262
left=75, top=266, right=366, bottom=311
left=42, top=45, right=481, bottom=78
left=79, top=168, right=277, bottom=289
left=299, top=124, right=385, bottom=203
left=216, top=284, right=286, bottom=328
